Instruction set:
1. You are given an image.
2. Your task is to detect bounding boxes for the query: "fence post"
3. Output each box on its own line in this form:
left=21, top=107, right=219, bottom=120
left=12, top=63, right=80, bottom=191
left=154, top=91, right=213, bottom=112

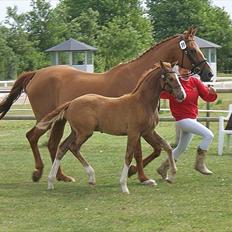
left=206, top=102, right=210, bottom=128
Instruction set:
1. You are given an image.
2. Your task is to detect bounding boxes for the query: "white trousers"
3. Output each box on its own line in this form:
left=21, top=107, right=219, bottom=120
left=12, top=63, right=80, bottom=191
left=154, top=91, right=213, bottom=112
left=173, top=118, right=214, bottom=160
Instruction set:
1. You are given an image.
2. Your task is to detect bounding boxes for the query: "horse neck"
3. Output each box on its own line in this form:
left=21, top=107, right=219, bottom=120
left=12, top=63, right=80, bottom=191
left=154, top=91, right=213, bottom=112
left=133, top=70, right=162, bottom=112
left=109, top=36, right=179, bottom=79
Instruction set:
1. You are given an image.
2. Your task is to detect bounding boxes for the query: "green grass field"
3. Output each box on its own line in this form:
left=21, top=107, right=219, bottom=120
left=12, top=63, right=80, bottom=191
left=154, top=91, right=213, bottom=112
left=0, top=114, right=232, bottom=231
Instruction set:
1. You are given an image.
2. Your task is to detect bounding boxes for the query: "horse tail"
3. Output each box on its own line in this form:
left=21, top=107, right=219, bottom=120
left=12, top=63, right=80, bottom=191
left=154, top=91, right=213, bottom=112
left=0, top=71, right=36, bottom=119
left=36, top=102, right=71, bottom=131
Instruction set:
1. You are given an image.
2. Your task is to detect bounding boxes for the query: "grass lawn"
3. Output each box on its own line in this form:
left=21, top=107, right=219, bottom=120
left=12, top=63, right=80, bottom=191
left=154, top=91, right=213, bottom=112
left=0, top=118, right=232, bottom=232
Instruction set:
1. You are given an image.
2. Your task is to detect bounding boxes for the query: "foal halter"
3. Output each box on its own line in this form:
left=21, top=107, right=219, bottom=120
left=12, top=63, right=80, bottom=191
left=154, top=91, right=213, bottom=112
left=161, top=71, right=180, bottom=94
left=178, top=35, right=207, bottom=75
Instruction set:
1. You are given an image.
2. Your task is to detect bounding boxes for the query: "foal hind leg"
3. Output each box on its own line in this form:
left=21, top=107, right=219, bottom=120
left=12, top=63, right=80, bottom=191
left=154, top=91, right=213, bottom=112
left=26, top=126, right=50, bottom=182
left=69, top=132, right=96, bottom=186
left=47, top=120, right=74, bottom=182
left=48, top=132, right=76, bottom=190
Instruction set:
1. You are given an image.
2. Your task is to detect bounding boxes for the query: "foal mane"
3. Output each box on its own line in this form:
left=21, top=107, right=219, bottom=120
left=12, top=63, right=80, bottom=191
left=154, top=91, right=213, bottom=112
left=109, top=34, right=180, bottom=72
left=131, top=65, right=161, bottom=94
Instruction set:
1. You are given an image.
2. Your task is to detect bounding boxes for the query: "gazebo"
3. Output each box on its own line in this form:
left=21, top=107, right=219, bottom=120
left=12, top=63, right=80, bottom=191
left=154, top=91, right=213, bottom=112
left=195, top=36, right=221, bottom=78
left=46, top=38, right=97, bottom=73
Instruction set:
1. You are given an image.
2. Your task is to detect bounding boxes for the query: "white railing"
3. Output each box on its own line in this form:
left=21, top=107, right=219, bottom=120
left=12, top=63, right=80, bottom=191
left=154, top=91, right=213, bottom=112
left=0, top=80, right=15, bottom=88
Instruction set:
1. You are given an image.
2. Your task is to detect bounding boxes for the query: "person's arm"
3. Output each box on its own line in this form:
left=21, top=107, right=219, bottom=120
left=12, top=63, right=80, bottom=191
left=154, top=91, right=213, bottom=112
left=197, top=79, right=217, bottom=102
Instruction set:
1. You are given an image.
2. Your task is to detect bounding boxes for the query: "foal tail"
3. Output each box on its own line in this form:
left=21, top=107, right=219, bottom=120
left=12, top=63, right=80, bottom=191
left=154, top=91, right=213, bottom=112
left=0, top=71, right=36, bottom=119
left=36, top=102, right=71, bottom=131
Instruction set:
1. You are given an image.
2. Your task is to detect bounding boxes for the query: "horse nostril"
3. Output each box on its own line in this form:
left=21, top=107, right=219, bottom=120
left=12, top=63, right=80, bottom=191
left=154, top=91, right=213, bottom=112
left=208, top=72, right=214, bottom=78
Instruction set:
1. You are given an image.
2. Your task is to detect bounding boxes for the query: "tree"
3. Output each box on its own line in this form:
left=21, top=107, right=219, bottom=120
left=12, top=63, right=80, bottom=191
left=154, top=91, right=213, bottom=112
left=4, top=5, right=47, bottom=75
left=0, top=26, right=17, bottom=80
left=96, top=13, right=153, bottom=71
left=63, top=0, right=144, bottom=26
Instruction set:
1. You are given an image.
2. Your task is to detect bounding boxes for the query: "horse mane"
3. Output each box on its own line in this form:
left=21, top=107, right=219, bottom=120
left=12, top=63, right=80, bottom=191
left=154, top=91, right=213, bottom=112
left=108, top=34, right=180, bottom=72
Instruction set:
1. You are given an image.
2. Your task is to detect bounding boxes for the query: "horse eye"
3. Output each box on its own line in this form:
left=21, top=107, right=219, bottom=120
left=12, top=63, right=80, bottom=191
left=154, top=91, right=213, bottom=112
left=190, top=49, right=197, bottom=54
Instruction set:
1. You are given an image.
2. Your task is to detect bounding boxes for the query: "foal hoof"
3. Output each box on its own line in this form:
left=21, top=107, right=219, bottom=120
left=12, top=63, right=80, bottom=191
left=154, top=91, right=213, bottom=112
left=88, top=181, right=96, bottom=186
left=128, top=165, right=137, bottom=177
left=57, top=174, right=75, bottom=182
left=32, top=169, right=43, bottom=182
left=165, top=175, right=175, bottom=184
left=142, top=179, right=157, bottom=186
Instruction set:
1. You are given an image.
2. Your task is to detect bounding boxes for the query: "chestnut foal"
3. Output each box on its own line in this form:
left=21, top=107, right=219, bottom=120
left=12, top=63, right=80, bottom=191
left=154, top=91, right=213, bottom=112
left=36, top=62, right=186, bottom=194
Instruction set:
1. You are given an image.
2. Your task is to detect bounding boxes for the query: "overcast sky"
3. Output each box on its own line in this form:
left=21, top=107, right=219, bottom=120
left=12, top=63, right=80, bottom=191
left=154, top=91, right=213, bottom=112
left=0, top=0, right=232, bottom=23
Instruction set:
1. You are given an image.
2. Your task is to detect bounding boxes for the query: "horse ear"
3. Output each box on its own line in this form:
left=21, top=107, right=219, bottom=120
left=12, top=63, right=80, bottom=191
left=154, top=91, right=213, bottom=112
left=184, top=26, right=197, bottom=39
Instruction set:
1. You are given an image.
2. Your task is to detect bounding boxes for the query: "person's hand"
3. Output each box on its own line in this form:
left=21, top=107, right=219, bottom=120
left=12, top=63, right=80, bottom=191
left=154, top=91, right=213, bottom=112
left=208, top=86, right=217, bottom=94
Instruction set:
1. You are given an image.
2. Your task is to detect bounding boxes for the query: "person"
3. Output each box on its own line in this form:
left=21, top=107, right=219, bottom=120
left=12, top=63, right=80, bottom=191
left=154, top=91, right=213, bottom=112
left=157, top=66, right=217, bottom=179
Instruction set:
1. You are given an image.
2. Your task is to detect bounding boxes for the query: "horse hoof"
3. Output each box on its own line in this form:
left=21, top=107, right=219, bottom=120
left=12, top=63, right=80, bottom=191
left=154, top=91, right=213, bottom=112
left=57, top=175, right=75, bottom=182
left=32, top=169, right=43, bottom=182
left=128, top=165, right=137, bottom=177
left=142, top=179, right=157, bottom=186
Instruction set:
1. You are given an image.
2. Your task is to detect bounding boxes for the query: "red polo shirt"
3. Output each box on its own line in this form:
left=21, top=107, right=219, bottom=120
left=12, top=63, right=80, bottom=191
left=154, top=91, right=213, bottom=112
left=160, top=76, right=217, bottom=121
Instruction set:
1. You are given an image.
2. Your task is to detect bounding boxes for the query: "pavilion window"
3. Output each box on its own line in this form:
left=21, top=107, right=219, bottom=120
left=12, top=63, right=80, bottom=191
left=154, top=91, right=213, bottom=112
left=58, top=52, right=69, bottom=64
left=73, top=52, right=85, bottom=65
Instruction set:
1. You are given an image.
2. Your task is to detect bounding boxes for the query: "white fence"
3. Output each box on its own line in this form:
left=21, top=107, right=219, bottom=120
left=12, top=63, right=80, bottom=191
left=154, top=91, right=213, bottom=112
left=0, top=81, right=232, bottom=123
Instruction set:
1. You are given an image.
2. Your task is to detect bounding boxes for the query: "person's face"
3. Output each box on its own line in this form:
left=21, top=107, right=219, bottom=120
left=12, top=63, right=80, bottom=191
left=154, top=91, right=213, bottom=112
left=179, top=67, right=190, bottom=76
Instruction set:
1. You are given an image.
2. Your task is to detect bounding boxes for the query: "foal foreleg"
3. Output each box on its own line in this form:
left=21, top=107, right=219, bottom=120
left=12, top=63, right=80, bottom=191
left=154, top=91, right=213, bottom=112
left=47, top=133, right=75, bottom=190
left=132, top=139, right=157, bottom=186
left=143, top=131, right=177, bottom=183
left=128, top=143, right=161, bottom=177
left=120, top=133, right=140, bottom=194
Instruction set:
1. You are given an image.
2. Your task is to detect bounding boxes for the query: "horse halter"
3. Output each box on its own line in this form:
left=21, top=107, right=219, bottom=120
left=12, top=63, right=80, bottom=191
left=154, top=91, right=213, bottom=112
left=178, top=35, right=207, bottom=75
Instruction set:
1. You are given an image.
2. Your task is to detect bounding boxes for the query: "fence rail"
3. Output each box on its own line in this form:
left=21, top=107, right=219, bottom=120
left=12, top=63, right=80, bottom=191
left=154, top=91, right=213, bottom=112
left=0, top=86, right=231, bottom=122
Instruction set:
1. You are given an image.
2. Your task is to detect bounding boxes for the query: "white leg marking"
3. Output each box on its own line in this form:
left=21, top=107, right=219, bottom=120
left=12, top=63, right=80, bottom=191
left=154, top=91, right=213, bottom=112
left=84, top=165, right=96, bottom=185
left=120, top=162, right=130, bottom=194
left=47, top=159, right=60, bottom=190
left=142, top=179, right=157, bottom=186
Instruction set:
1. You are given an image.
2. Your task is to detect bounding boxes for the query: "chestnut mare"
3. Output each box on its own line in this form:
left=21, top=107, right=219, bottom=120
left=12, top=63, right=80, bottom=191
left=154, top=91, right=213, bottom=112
left=0, top=27, right=213, bottom=183
left=35, top=62, right=185, bottom=193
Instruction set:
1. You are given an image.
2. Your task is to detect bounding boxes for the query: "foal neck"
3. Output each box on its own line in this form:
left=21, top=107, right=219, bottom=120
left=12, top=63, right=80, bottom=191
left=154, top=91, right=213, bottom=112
left=133, top=68, right=162, bottom=112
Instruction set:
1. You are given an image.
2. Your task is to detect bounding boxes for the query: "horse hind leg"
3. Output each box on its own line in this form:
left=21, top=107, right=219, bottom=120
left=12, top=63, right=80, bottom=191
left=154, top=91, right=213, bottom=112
left=26, top=126, right=48, bottom=182
left=47, top=119, right=75, bottom=182
left=47, top=132, right=76, bottom=190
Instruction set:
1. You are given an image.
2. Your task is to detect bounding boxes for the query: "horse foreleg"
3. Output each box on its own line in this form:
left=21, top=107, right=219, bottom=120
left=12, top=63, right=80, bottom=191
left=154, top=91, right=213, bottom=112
left=47, top=119, right=73, bottom=182
left=26, top=126, right=49, bottom=182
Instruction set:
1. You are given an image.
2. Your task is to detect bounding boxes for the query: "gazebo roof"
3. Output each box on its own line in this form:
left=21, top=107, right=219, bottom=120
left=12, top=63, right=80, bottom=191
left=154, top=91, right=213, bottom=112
left=195, top=36, right=221, bottom=48
left=46, top=38, right=97, bottom=52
